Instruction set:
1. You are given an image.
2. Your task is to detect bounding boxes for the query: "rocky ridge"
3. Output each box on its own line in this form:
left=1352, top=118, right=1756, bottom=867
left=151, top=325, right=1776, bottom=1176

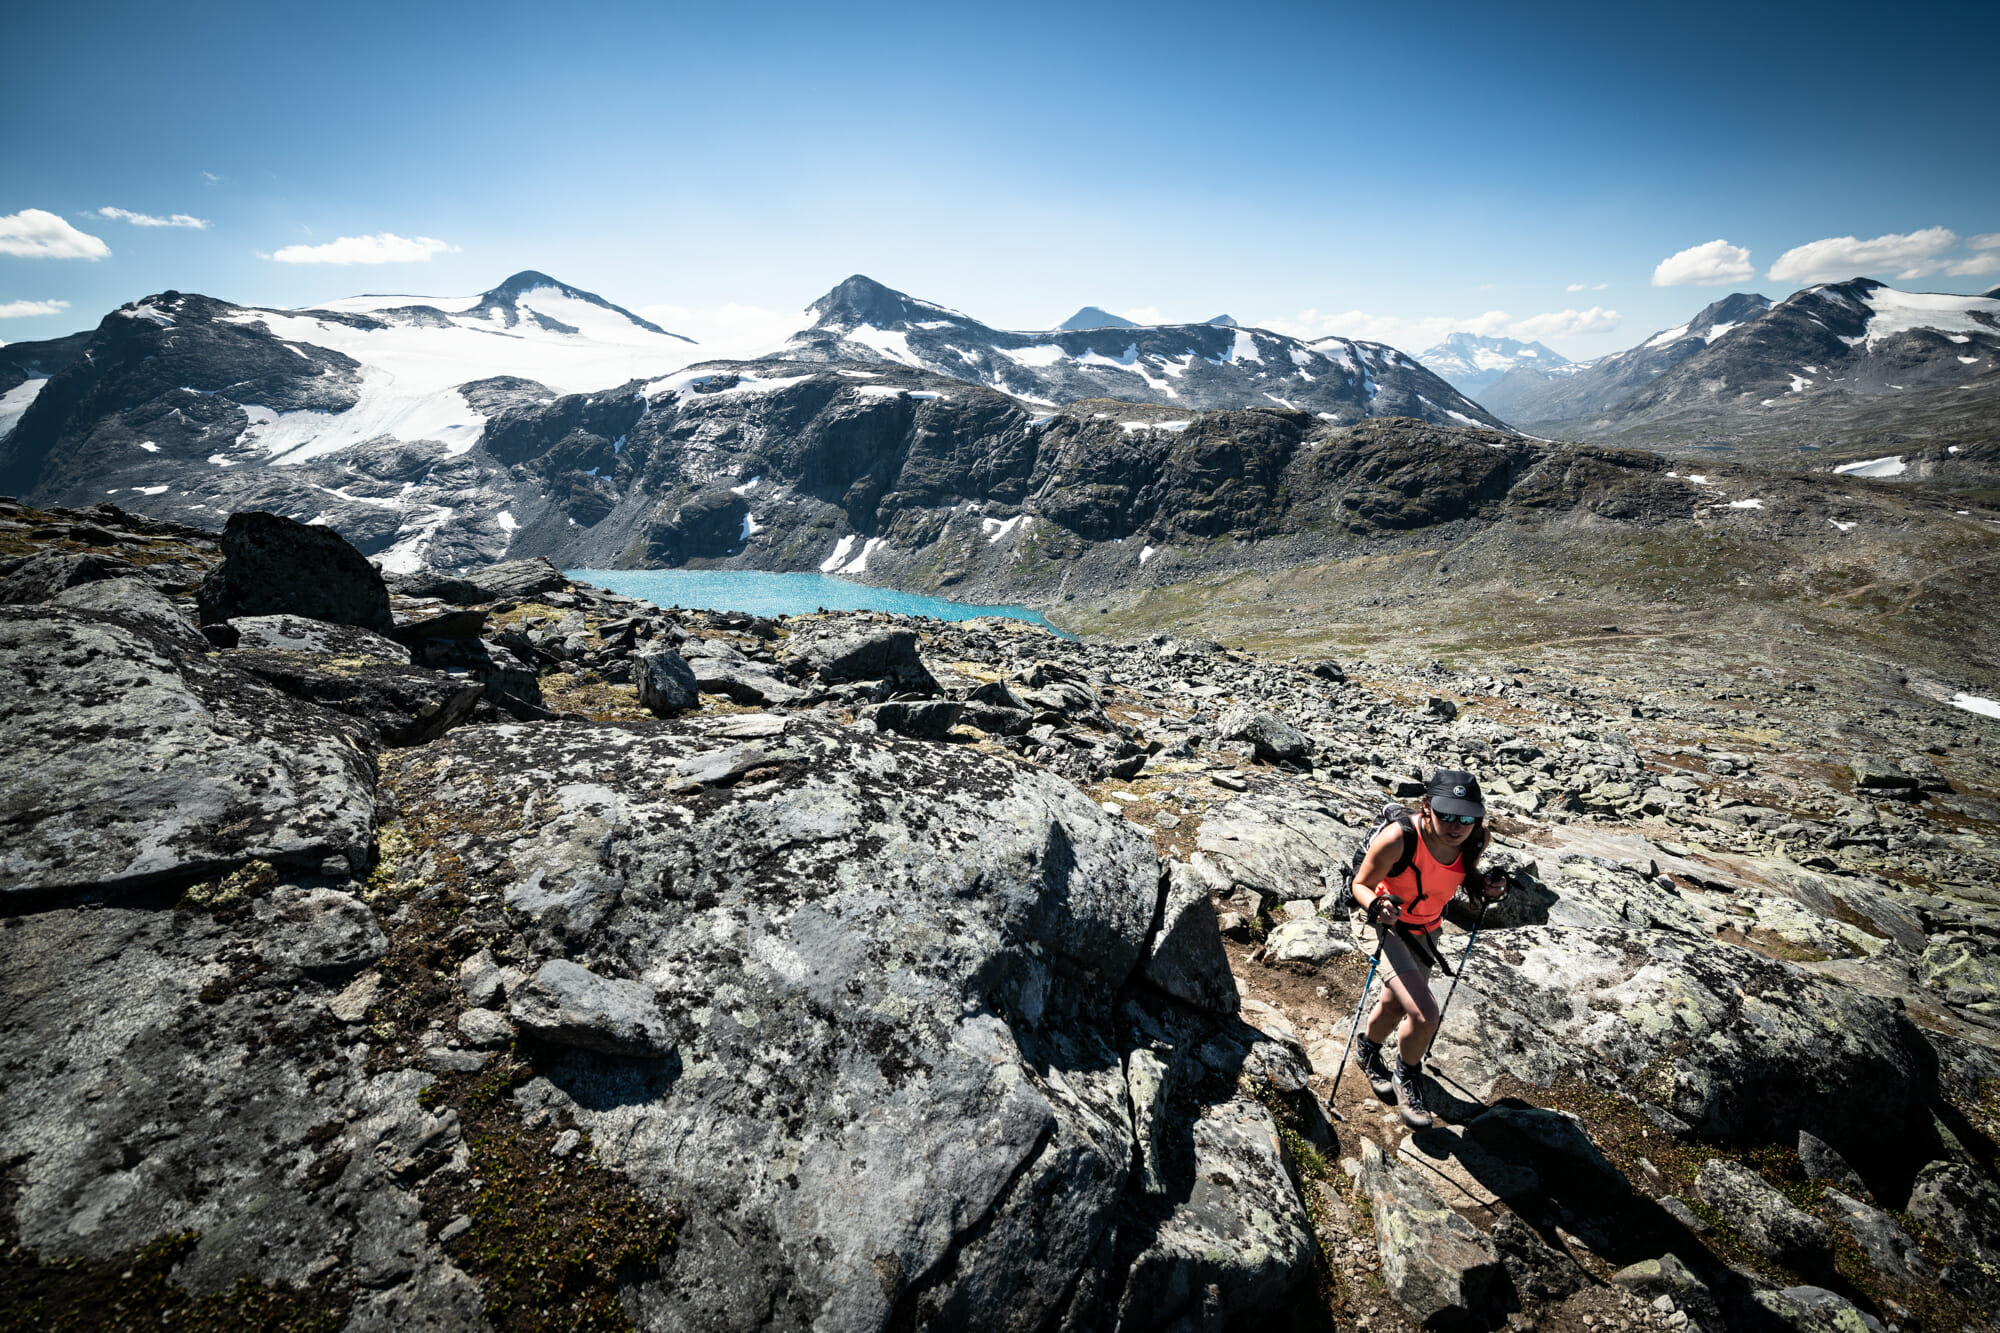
left=4, top=501, right=1999, bottom=1331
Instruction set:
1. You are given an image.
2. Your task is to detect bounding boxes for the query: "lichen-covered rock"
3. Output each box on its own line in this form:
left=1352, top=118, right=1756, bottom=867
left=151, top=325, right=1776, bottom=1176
left=1195, top=791, right=1359, bottom=908
left=1358, top=1138, right=1502, bottom=1329
left=787, top=624, right=940, bottom=693
left=636, top=647, right=699, bottom=715
left=1608, top=1253, right=1722, bottom=1332
left=255, top=886, right=387, bottom=979
left=0, top=549, right=131, bottom=604
left=228, top=613, right=410, bottom=660
left=0, top=604, right=378, bottom=897
left=1823, top=1189, right=1933, bottom=1283
left=385, top=714, right=1172, bottom=1330
left=859, top=698, right=963, bottom=739
left=1695, top=1159, right=1833, bottom=1274
left=216, top=647, right=484, bottom=747
left=52, top=576, right=205, bottom=649
left=1906, top=1159, right=2000, bottom=1270
left=1752, top=1285, right=1873, bottom=1333
left=196, top=510, right=394, bottom=632
left=1140, top=861, right=1239, bottom=1013
left=509, top=959, right=672, bottom=1057
left=1264, top=915, right=1350, bottom=965
left=1427, top=924, right=1942, bottom=1150
left=1214, top=705, right=1310, bottom=765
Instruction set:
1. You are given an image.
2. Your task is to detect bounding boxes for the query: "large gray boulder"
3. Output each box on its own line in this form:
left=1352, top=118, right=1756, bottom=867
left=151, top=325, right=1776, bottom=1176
left=214, top=645, right=484, bottom=748
left=1194, top=791, right=1360, bottom=910
left=787, top=624, right=939, bottom=693
left=1695, top=1159, right=1833, bottom=1274
left=510, top=959, right=673, bottom=1056
left=1358, top=1138, right=1502, bottom=1329
left=1425, top=924, right=1943, bottom=1149
left=196, top=510, right=394, bottom=633
left=1822, top=1189, right=1934, bottom=1283
left=0, top=549, right=131, bottom=604
left=1140, top=861, right=1239, bottom=1012
left=382, top=714, right=1304, bottom=1330
left=1906, top=1159, right=2000, bottom=1270
left=1215, top=705, right=1311, bottom=765
left=636, top=647, right=699, bottom=715
left=0, top=603, right=378, bottom=896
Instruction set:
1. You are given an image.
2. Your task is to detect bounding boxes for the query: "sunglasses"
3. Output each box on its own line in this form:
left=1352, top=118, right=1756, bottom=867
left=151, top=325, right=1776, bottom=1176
left=1434, top=812, right=1481, bottom=826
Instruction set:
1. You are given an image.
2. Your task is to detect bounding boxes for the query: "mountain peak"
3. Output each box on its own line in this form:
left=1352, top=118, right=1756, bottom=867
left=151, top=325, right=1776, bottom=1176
left=1206, top=314, right=1238, bottom=327
left=805, top=275, right=958, bottom=332
left=1057, top=306, right=1139, bottom=331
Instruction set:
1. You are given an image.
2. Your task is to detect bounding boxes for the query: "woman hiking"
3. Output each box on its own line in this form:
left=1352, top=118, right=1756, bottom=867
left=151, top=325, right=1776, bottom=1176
left=1349, top=769, right=1505, bottom=1129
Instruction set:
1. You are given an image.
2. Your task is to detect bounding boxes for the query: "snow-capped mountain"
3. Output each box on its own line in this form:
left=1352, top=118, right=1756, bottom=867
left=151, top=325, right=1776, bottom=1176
left=1480, top=293, right=1771, bottom=427
left=776, top=276, right=1505, bottom=428
left=1417, top=333, right=1568, bottom=397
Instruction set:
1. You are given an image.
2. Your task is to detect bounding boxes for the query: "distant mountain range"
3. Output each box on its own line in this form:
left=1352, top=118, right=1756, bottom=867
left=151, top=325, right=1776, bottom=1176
left=1480, top=283, right=2000, bottom=465
left=1479, top=293, right=1772, bottom=426
left=776, top=276, right=1502, bottom=427
left=1417, top=332, right=1568, bottom=396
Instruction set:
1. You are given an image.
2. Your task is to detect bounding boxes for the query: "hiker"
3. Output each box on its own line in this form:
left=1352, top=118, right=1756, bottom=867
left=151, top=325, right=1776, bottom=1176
left=1348, top=769, right=1504, bottom=1128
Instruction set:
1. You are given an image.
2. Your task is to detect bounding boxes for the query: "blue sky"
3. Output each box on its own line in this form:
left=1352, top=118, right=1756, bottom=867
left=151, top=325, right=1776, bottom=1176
left=4, top=0, right=1996, bottom=361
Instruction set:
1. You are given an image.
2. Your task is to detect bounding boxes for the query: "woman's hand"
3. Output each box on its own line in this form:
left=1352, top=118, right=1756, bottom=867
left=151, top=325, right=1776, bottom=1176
left=1365, top=892, right=1403, bottom=926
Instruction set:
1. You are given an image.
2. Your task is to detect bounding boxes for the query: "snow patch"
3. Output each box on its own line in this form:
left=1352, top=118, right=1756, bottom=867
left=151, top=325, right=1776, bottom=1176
left=1833, top=455, right=1907, bottom=478
left=740, top=513, right=762, bottom=541
left=981, top=515, right=1029, bottom=544
left=1951, top=693, right=2000, bottom=720
left=132, top=485, right=169, bottom=496
left=845, top=324, right=921, bottom=367
left=731, top=475, right=761, bottom=495
left=997, top=344, right=1067, bottom=368
left=1139, top=545, right=1156, bottom=565
left=1829, top=520, right=1856, bottom=532
left=839, top=536, right=887, bottom=574
left=0, top=377, right=48, bottom=439
left=1229, top=329, right=1263, bottom=363
left=819, top=535, right=857, bottom=573
left=1725, top=498, right=1764, bottom=509
left=1860, top=287, right=2000, bottom=350
left=136, top=440, right=159, bottom=452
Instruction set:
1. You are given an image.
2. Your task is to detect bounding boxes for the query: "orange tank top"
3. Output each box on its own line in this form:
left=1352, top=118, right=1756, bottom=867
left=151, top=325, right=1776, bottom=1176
left=1381, top=830, right=1464, bottom=932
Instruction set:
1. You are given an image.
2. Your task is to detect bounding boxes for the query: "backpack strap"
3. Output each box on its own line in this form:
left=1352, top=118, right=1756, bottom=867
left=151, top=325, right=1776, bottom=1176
left=1385, top=813, right=1420, bottom=880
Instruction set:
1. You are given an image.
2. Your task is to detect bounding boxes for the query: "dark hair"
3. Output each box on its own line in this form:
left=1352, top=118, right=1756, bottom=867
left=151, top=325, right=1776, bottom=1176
left=1417, top=796, right=1487, bottom=879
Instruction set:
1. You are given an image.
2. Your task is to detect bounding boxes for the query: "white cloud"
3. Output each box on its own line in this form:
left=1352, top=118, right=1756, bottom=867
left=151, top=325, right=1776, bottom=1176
left=1117, top=306, right=1171, bottom=325
left=1652, top=239, right=1755, bottom=287
left=97, top=206, right=209, bottom=229
left=638, top=301, right=804, bottom=359
left=0, top=209, right=111, bottom=260
left=1768, top=227, right=1961, bottom=284
left=1943, top=233, right=2000, bottom=278
left=0, top=299, right=71, bottom=318
left=1509, top=306, right=1622, bottom=338
left=1566, top=281, right=1608, bottom=292
left=1259, top=305, right=1616, bottom=349
left=265, top=233, right=458, bottom=265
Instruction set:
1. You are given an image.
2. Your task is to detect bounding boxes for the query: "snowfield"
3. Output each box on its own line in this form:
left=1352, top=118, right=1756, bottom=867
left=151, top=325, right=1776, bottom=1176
left=220, top=282, right=703, bottom=464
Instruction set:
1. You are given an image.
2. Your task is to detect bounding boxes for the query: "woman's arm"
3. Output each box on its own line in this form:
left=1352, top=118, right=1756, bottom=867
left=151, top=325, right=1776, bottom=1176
left=1350, top=824, right=1409, bottom=917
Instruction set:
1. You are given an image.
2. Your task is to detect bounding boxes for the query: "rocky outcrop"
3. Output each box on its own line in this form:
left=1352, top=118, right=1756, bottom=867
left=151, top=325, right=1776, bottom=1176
left=1357, top=1138, right=1502, bottom=1329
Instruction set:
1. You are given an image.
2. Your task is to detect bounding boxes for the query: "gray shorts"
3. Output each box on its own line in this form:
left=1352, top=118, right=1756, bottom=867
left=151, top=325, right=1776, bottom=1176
left=1374, top=923, right=1438, bottom=989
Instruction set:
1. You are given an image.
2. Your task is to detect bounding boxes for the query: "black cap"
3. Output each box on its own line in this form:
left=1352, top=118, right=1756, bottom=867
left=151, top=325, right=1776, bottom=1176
left=1427, top=769, right=1485, bottom=818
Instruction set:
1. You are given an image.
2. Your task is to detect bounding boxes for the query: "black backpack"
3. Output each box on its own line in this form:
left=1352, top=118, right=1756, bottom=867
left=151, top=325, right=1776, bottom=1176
left=1345, top=802, right=1486, bottom=921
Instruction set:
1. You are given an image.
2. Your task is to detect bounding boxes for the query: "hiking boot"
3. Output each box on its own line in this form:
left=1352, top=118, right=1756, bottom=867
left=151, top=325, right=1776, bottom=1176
left=1394, top=1061, right=1433, bottom=1129
left=1355, top=1038, right=1396, bottom=1100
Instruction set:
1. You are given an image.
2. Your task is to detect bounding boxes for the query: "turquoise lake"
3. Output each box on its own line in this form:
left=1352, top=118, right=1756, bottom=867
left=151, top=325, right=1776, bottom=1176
left=566, top=569, right=1073, bottom=637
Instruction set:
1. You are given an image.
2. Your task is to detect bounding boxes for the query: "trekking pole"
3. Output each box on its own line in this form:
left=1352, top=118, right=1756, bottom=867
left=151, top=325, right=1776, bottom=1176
left=1434, top=893, right=1493, bottom=1035
left=1325, top=940, right=1385, bottom=1121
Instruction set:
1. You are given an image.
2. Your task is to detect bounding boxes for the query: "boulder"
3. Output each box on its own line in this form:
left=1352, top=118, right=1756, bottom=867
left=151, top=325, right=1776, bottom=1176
left=1797, top=1130, right=1868, bottom=1198
left=1905, top=1159, right=2000, bottom=1270
left=1264, top=915, right=1351, bottom=966
left=52, top=576, right=207, bottom=650
left=1694, top=1159, right=1833, bottom=1274
left=457, top=1007, right=515, bottom=1049
left=1608, top=1252, right=1721, bottom=1330
left=961, top=680, right=1034, bottom=736
left=256, top=887, right=387, bottom=979
left=509, top=959, right=673, bottom=1057
left=1358, top=1138, right=1502, bottom=1329
left=1139, top=862, right=1238, bottom=1013
left=857, top=699, right=963, bottom=740
left=636, top=648, right=699, bottom=715
left=0, top=604, right=378, bottom=897
left=1195, top=791, right=1359, bottom=907
left=382, top=715, right=1183, bottom=1330
left=1494, top=1214, right=1589, bottom=1302
left=1847, top=754, right=1916, bottom=791
left=196, top=511, right=394, bottom=633
left=0, top=549, right=132, bottom=604
left=226, top=613, right=410, bottom=660
left=787, top=624, right=939, bottom=693
left=1752, top=1285, right=1875, bottom=1333
left=1424, top=925, right=1942, bottom=1150
left=1215, top=705, right=1310, bottom=765
left=215, top=648, right=484, bottom=747
left=692, top=659, right=807, bottom=706
left=1822, top=1189, right=1933, bottom=1283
